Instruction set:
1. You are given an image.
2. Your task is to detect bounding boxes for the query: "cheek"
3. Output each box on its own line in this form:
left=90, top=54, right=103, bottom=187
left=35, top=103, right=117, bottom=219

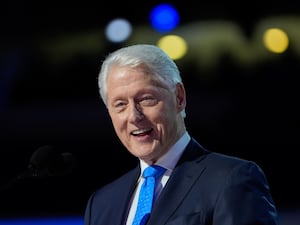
left=160, top=100, right=178, bottom=118
left=157, top=103, right=180, bottom=129
left=111, top=119, right=126, bottom=140
left=109, top=113, right=124, bottom=129
left=151, top=108, right=173, bottom=128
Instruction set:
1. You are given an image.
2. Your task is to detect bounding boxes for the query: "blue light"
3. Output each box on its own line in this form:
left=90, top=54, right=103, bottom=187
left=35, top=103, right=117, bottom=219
left=150, top=3, right=180, bottom=32
left=0, top=216, right=84, bottom=225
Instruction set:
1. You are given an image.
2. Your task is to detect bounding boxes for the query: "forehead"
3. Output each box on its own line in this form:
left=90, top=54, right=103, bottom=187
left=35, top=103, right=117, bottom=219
left=107, top=65, right=166, bottom=87
left=106, top=66, right=171, bottom=99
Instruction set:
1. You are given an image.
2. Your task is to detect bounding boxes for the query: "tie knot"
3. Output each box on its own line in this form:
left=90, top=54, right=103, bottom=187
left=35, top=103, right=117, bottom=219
left=143, top=165, right=166, bottom=179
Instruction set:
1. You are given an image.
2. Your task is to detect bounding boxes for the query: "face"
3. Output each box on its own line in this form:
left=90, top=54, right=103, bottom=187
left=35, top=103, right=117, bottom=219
left=106, top=65, right=186, bottom=164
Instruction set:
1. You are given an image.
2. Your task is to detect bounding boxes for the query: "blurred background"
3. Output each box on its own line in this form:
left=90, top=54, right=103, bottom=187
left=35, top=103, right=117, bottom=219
left=0, top=1, right=299, bottom=224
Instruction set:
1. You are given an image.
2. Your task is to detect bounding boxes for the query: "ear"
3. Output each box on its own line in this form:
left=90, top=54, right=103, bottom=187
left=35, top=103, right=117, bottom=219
left=175, top=83, right=186, bottom=112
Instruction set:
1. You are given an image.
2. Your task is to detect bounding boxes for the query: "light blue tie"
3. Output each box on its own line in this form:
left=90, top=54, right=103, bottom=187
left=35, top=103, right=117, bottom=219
left=132, top=165, right=166, bottom=225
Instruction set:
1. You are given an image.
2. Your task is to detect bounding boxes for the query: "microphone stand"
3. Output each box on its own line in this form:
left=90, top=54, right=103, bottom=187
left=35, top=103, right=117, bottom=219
left=0, top=166, right=42, bottom=193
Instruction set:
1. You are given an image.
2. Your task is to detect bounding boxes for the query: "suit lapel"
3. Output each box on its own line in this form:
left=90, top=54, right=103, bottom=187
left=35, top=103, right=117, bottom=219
left=147, top=138, right=210, bottom=224
left=109, top=165, right=140, bottom=225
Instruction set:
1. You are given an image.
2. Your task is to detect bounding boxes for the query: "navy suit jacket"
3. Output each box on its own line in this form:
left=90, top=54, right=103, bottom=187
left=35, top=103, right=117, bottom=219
left=84, top=138, right=278, bottom=225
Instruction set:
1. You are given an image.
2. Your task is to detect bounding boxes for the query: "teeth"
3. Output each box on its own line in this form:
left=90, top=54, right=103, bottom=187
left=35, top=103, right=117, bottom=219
left=132, top=128, right=151, bottom=135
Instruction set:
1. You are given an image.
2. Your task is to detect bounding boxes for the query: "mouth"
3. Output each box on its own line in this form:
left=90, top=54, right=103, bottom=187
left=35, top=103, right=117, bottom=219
left=131, top=128, right=153, bottom=136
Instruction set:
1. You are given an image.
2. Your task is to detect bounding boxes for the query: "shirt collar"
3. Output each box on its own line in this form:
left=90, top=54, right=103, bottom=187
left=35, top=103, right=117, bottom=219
left=140, top=131, right=191, bottom=173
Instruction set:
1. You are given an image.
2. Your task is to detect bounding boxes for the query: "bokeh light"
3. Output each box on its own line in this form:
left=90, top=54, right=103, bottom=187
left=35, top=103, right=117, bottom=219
left=263, top=28, right=289, bottom=53
left=105, top=18, right=132, bottom=43
left=157, top=35, right=187, bottom=60
left=149, top=3, right=180, bottom=32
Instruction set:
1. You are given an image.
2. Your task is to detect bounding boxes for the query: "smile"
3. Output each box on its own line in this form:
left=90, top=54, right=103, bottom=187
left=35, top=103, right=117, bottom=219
left=131, top=128, right=153, bottom=136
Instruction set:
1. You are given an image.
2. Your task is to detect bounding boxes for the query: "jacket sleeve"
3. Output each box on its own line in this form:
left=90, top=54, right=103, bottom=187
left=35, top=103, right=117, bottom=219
left=213, top=161, right=279, bottom=225
left=84, top=191, right=96, bottom=225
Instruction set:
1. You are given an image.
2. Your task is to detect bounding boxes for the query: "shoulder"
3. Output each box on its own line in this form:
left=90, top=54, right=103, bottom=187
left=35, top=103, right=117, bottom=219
left=204, top=151, right=269, bottom=187
left=187, top=138, right=265, bottom=177
left=207, top=151, right=262, bottom=171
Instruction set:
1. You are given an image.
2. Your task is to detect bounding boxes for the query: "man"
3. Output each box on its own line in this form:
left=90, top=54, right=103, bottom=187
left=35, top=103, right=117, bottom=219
left=84, top=44, right=278, bottom=225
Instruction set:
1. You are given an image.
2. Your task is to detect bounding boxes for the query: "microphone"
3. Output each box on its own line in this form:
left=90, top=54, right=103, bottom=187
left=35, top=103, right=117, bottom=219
left=19, top=145, right=76, bottom=179
left=0, top=145, right=76, bottom=192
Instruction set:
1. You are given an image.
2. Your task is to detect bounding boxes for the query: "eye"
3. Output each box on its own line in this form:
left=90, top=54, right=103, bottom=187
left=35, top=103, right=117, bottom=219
left=112, top=101, right=127, bottom=112
left=140, top=96, right=158, bottom=106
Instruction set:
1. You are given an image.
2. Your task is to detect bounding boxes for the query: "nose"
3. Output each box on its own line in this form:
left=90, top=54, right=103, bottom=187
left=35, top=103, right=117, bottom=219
left=128, top=103, right=144, bottom=122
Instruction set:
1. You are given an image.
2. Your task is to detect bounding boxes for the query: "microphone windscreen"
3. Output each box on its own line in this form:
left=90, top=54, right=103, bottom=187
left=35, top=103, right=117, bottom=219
left=29, top=145, right=76, bottom=177
left=29, top=145, right=58, bottom=170
left=48, top=152, right=76, bottom=176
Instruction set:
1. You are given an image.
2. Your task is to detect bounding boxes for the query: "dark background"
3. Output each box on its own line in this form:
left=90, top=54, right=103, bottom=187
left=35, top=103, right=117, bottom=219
left=0, top=0, right=299, bottom=220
